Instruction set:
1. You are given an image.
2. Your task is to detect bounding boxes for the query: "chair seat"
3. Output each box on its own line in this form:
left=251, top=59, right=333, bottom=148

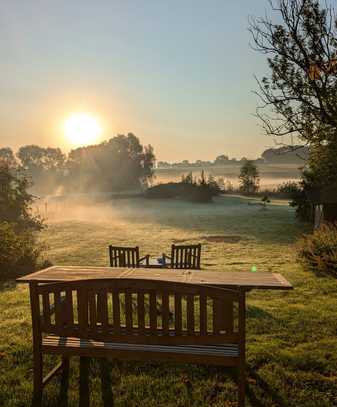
left=42, top=335, right=239, bottom=365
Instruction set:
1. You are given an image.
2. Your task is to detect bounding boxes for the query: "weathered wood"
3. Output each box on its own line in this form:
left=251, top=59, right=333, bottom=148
left=169, top=244, right=201, bottom=269
left=108, top=245, right=149, bottom=268
left=112, top=291, right=120, bottom=334
left=137, top=292, right=145, bottom=332
left=28, top=278, right=265, bottom=406
left=17, top=266, right=293, bottom=291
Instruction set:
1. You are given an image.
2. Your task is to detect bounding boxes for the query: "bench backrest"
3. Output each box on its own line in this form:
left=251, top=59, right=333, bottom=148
left=109, top=246, right=140, bottom=268
left=170, top=244, right=201, bottom=269
left=30, top=279, right=244, bottom=346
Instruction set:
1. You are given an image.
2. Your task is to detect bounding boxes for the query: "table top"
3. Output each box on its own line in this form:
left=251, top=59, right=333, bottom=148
left=17, top=265, right=293, bottom=290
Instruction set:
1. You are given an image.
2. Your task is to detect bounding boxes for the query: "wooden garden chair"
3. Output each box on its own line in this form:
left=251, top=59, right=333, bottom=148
left=109, top=245, right=149, bottom=267
left=163, top=243, right=201, bottom=269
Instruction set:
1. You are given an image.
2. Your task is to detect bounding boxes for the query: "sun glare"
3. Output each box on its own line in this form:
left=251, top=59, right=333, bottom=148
left=64, top=113, right=102, bottom=147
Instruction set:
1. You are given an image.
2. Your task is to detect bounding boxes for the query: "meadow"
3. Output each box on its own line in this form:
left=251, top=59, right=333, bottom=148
left=1, top=195, right=336, bottom=406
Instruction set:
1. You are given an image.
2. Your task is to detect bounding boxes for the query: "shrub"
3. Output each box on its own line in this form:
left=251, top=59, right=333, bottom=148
left=0, top=222, right=43, bottom=279
left=297, top=223, right=337, bottom=277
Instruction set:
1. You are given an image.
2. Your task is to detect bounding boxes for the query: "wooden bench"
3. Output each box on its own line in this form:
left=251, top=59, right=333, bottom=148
left=29, top=278, right=246, bottom=406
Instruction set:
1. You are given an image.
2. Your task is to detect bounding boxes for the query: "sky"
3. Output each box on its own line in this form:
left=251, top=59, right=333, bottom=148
left=0, top=0, right=276, bottom=161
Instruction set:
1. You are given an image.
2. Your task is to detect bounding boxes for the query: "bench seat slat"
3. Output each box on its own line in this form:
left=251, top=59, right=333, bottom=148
left=42, top=335, right=239, bottom=357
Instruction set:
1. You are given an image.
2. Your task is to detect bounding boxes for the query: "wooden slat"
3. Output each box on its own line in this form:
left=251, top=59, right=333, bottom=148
left=222, top=299, right=234, bottom=334
left=77, top=288, right=89, bottom=337
left=42, top=292, right=51, bottom=327
left=174, top=293, right=182, bottom=334
left=187, top=294, right=195, bottom=335
left=213, top=298, right=222, bottom=334
left=112, top=291, right=120, bottom=334
left=137, top=292, right=145, bottom=332
left=162, top=293, right=170, bottom=335
left=125, top=290, right=133, bottom=331
left=98, top=290, right=108, bottom=328
left=88, top=292, right=97, bottom=328
left=54, top=292, right=62, bottom=326
left=65, top=289, right=74, bottom=325
left=199, top=294, right=207, bottom=335
left=149, top=291, right=157, bottom=331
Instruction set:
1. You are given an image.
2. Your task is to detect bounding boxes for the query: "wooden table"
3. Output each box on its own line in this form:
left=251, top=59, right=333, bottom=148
left=17, top=265, right=292, bottom=291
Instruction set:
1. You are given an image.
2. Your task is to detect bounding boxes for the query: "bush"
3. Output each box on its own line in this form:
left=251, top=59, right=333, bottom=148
left=0, top=222, right=43, bottom=279
left=297, top=223, right=337, bottom=277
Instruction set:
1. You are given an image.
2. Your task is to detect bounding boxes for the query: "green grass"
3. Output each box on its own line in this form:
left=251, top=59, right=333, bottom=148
left=1, top=195, right=337, bottom=406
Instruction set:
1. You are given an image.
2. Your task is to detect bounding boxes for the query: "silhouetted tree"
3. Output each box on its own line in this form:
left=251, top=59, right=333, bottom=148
left=17, top=145, right=66, bottom=194
left=0, top=163, right=43, bottom=232
left=250, top=0, right=337, bottom=220
left=239, top=161, right=260, bottom=194
left=66, top=133, right=155, bottom=193
left=0, top=147, right=17, bottom=168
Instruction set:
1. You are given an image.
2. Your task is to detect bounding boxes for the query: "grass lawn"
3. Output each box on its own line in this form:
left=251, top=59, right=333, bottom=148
left=0, top=195, right=336, bottom=406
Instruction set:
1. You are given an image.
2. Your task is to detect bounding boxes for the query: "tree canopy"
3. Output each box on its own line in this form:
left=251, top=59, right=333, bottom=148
left=250, top=0, right=337, bottom=145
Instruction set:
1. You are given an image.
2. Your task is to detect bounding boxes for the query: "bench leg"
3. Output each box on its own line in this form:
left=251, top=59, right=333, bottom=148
left=99, top=358, right=114, bottom=407
left=32, top=351, right=43, bottom=406
left=79, top=357, right=90, bottom=407
left=59, top=357, right=70, bottom=407
left=238, top=364, right=245, bottom=407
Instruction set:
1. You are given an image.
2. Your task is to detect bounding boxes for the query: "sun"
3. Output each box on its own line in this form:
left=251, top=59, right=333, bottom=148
left=64, top=113, right=102, bottom=147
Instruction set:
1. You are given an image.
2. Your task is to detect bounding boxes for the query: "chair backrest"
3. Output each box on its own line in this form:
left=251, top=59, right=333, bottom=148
left=30, top=278, right=245, bottom=346
left=109, top=246, right=140, bottom=267
left=170, top=244, right=201, bottom=269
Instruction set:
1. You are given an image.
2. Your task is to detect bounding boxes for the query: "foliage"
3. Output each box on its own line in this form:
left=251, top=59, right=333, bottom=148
left=239, top=160, right=260, bottom=194
left=0, top=164, right=43, bottom=232
left=0, top=164, right=45, bottom=279
left=147, top=171, right=221, bottom=202
left=0, top=222, right=42, bottom=279
left=250, top=0, right=337, bottom=220
left=277, top=181, right=301, bottom=197
left=250, top=0, right=337, bottom=144
left=65, top=134, right=155, bottom=193
left=0, top=147, right=17, bottom=168
left=297, top=223, right=337, bottom=276
left=17, top=145, right=66, bottom=195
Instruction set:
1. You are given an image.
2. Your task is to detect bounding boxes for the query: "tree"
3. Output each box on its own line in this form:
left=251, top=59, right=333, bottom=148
left=0, top=163, right=44, bottom=278
left=250, top=0, right=337, bottom=145
left=214, top=155, right=229, bottom=165
left=66, top=133, right=155, bottom=193
left=239, top=161, right=260, bottom=194
left=0, top=163, right=43, bottom=232
left=250, top=0, right=337, bottom=220
left=0, top=147, right=17, bottom=168
left=17, top=145, right=66, bottom=194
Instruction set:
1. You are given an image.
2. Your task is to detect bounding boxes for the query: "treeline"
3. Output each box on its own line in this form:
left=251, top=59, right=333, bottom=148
left=0, top=133, right=155, bottom=196
left=157, top=145, right=308, bottom=168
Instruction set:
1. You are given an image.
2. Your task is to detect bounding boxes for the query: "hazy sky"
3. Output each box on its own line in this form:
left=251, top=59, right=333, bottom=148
left=0, top=0, right=275, bottom=161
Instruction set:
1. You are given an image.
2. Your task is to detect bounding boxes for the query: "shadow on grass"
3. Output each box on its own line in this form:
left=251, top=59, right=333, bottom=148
left=246, top=365, right=288, bottom=407
left=0, top=279, right=17, bottom=293
left=247, top=305, right=275, bottom=320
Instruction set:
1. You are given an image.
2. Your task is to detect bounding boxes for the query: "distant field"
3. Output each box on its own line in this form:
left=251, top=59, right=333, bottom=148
left=154, top=163, right=302, bottom=189
left=1, top=196, right=336, bottom=406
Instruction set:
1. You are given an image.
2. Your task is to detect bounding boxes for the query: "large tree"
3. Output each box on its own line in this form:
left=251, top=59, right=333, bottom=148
left=17, top=145, right=66, bottom=194
left=66, top=133, right=155, bottom=193
left=0, top=147, right=17, bottom=168
left=250, top=0, right=337, bottom=221
left=250, top=0, right=337, bottom=145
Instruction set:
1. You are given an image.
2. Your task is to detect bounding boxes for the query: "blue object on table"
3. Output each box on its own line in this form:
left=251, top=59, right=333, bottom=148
left=157, top=256, right=166, bottom=266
